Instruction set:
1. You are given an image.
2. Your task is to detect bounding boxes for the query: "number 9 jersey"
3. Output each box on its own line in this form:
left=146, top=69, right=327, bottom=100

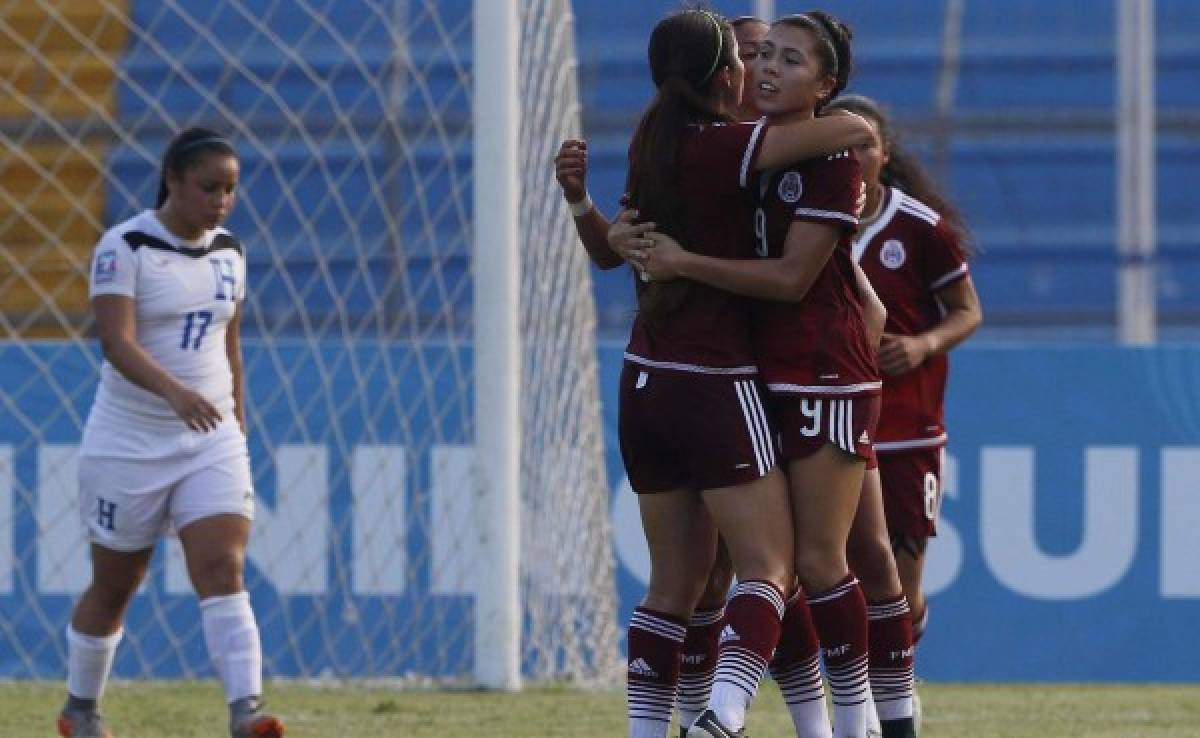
left=87, top=210, right=246, bottom=428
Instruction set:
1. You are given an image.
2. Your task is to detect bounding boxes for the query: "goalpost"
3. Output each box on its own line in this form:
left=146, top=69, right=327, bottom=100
left=473, top=0, right=521, bottom=690
left=0, top=0, right=619, bottom=686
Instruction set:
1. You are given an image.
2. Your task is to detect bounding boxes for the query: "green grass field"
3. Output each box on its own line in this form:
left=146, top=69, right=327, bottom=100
left=8, top=681, right=1200, bottom=737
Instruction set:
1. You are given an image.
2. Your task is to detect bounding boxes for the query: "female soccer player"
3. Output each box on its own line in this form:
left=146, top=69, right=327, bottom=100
left=557, top=14, right=835, bottom=737
left=573, top=10, right=871, bottom=738
left=58, top=128, right=284, bottom=738
left=829, top=92, right=982, bottom=670
left=632, top=13, right=897, bottom=738
left=730, top=16, right=770, bottom=121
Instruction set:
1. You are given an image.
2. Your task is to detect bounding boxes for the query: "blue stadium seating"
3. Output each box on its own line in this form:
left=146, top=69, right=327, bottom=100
left=572, top=0, right=1200, bottom=333
left=113, top=0, right=1200, bottom=336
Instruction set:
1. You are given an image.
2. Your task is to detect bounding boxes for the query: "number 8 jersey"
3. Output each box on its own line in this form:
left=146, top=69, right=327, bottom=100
left=88, top=210, right=246, bottom=426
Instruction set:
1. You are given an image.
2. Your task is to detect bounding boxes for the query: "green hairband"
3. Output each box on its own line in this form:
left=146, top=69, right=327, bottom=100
left=699, top=10, right=723, bottom=85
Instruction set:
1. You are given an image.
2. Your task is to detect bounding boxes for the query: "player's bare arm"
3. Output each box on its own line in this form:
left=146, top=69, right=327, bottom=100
left=634, top=220, right=840, bottom=302
left=225, top=300, right=247, bottom=433
left=755, top=112, right=872, bottom=173
left=853, top=259, right=887, bottom=346
left=93, top=294, right=223, bottom=432
left=879, top=274, right=982, bottom=376
left=555, top=138, right=623, bottom=269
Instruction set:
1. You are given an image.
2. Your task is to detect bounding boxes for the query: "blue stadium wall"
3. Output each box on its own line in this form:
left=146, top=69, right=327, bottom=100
left=1, top=342, right=1199, bottom=681
left=5, top=0, right=1198, bottom=682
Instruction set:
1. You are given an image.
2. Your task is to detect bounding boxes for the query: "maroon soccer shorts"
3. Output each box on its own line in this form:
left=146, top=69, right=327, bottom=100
left=618, top=363, right=776, bottom=494
left=770, top=393, right=880, bottom=467
left=878, top=446, right=943, bottom=538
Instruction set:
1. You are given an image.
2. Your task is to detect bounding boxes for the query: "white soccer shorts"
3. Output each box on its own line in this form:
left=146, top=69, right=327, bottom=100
left=78, top=419, right=255, bottom=552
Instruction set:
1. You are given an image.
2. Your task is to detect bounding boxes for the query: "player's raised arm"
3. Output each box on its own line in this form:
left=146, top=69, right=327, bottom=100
left=754, top=111, right=872, bottom=173
left=555, top=138, right=624, bottom=269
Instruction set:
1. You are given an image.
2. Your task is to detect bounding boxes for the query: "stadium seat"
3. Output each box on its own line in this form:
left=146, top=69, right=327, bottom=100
left=105, top=0, right=1200, bottom=334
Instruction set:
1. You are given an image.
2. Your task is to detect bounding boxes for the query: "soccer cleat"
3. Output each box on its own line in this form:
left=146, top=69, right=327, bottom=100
left=686, top=709, right=746, bottom=738
left=680, top=726, right=689, bottom=738
left=57, top=707, right=113, bottom=738
left=881, top=719, right=918, bottom=738
left=230, top=710, right=285, bottom=738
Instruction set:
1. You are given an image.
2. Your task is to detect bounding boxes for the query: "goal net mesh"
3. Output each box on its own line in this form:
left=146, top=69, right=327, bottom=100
left=0, top=0, right=619, bottom=684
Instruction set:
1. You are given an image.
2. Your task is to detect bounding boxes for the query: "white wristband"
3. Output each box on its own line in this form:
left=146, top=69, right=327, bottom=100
left=567, top=193, right=594, bottom=218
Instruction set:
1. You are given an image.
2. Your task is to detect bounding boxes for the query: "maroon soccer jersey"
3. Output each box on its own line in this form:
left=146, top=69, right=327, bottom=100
left=625, top=120, right=767, bottom=374
left=750, top=150, right=880, bottom=396
left=853, top=187, right=969, bottom=448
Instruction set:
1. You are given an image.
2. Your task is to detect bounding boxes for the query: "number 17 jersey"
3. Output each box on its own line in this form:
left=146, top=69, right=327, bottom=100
left=88, top=209, right=246, bottom=426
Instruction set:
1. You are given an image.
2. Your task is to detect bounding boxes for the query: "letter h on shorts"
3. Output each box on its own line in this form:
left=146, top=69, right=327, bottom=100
left=96, top=498, right=118, bottom=532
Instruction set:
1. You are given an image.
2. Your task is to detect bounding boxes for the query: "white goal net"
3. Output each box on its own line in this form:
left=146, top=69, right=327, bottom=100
left=0, top=0, right=618, bottom=684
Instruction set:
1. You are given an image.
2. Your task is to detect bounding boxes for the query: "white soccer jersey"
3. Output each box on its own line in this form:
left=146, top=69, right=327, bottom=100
left=87, top=210, right=246, bottom=427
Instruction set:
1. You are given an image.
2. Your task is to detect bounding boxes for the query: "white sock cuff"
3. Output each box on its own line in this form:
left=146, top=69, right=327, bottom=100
left=731, top=580, right=786, bottom=619
left=866, top=595, right=910, bottom=621
left=688, top=607, right=725, bottom=627
left=67, top=625, right=123, bottom=651
left=200, top=591, right=251, bottom=615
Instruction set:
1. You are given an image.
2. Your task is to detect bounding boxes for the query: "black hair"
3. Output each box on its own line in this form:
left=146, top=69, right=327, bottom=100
left=826, top=94, right=972, bottom=251
left=156, top=127, right=237, bottom=208
left=773, top=11, right=854, bottom=113
left=626, top=8, right=738, bottom=322
left=730, top=15, right=768, bottom=31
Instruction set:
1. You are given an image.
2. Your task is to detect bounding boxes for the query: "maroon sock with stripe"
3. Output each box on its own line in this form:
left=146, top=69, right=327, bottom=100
left=769, top=590, right=832, bottom=738
left=677, top=606, right=723, bottom=730
left=628, top=607, right=687, bottom=738
left=867, top=595, right=915, bottom=724
left=707, top=580, right=785, bottom=732
left=807, top=575, right=870, bottom=738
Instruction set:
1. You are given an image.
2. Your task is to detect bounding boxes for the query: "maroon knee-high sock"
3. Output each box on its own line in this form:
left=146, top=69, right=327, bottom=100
left=707, top=580, right=785, bottom=731
left=628, top=607, right=687, bottom=738
left=808, top=575, right=869, bottom=738
left=677, top=606, right=723, bottom=730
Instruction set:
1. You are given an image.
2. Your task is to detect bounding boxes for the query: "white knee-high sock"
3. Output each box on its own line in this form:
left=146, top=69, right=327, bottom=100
left=66, top=625, right=123, bottom=701
left=200, top=592, right=263, bottom=703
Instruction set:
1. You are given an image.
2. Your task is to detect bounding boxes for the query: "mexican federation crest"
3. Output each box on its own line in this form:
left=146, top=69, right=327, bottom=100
left=777, top=171, right=803, bottom=203
left=880, top=239, right=907, bottom=269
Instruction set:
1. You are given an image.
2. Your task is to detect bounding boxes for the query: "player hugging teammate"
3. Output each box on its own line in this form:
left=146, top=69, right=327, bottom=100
left=557, top=7, right=980, bottom=738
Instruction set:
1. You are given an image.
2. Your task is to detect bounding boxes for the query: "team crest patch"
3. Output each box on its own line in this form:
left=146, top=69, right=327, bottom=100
left=93, top=250, right=117, bottom=284
left=880, top=239, right=906, bottom=269
left=777, top=171, right=803, bottom=203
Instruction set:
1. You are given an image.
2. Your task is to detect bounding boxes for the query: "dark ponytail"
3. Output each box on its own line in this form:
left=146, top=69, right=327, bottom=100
left=826, top=94, right=973, bottom=251
left=626, top=8, right=738, bottom=322
left=774, top=11, right=854, bottom=113
left=156, top=127, right=236, bottom=207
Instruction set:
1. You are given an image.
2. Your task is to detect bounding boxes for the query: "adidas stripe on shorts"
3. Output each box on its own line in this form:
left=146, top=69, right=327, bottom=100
left=770, top=393, right=880, bottom=467
left=618, top=363, right=777, bottom=494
